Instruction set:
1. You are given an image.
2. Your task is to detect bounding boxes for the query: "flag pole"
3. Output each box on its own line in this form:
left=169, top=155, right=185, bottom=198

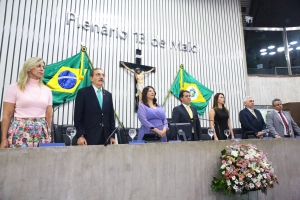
left=162, top=64, right=184, bottom=107
left=81, top=45, right=94, bottom=69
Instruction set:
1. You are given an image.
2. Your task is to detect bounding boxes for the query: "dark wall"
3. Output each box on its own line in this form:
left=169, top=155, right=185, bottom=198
left=250, top=0, right=300, bottom=27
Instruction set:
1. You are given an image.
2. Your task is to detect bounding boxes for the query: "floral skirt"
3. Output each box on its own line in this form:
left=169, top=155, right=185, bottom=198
left=7, top=117, right=52, bottom=148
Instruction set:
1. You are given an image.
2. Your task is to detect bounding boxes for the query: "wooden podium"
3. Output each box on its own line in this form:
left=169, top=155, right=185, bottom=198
left=283, top=102, right=300, bottom=126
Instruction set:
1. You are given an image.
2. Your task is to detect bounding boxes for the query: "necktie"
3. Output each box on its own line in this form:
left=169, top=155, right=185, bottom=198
left=97, top=89, right=102, bottom=109
left=278, top=111, right=289, bottom=135
left=187, top=105, right=193, bottom=119
left=251, top=110, right=257, bottom=118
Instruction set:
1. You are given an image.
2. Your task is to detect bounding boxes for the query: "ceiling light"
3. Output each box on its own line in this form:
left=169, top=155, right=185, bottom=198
left=261, top=52, right=267, bottom=55
left=269, top=52, right=276, bottom=55
left=288, top=48, right=293, bottom=51
left=268, top=45, right=275, bottom=49
left=260, top=49, right=267, bottom=52
left=277, top=47, right=284, bottom=52
left=296, top=46, right=300, bottom=50
left=290, top=41, right=298, bottom=45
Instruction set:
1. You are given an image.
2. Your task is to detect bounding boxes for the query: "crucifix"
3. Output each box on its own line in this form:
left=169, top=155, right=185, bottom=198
left=120, top=49, right=155, bottom=111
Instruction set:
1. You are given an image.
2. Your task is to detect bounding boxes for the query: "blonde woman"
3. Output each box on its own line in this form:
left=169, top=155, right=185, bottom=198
left=209, top=93, right=234, bottom=140
left=1, top=57, right=52, bottom=148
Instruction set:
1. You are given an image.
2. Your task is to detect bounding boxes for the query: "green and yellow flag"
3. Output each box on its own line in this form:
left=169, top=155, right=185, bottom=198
left=170, top=67, right=213, bottom=115
left=43, top=51, right=92, bottom=106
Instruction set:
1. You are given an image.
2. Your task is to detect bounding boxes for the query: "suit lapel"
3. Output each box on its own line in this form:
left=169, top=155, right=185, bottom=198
left=180, top=104, right=192, bottom=119
left=89, top=86, right=101, bottom=110
left=274, top=110, right=284, bottom=125
left=245, top=108, right=258, bottom=121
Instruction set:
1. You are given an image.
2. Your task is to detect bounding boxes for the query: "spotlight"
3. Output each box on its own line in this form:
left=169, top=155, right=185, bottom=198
left=269, top=52, right=276, bottom=55
left=277, top=47, right=284, bottom=52
left=261, top=52, right=267, bottom=55
left=268, top=45, right=275, bottom=49
left=290, top=41, right=298, bottom=45
left=260, top=49, right=267, bottom=52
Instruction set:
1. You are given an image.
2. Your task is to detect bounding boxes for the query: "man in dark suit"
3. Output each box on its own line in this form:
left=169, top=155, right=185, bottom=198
left=266, top=98, right=300, bottom=138
left=74, top=68, right=116, bottom=145
left=239, top=96, right=266, bottom=139
left=172, top=90, right=202, bottom=141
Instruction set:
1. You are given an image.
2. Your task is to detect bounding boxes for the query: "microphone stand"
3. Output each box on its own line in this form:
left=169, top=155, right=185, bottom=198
left=196, top=115, right=222, bottom=140
left=52, top=99, right=66, bottom=143
left=104, top=125, right=120, bottom=146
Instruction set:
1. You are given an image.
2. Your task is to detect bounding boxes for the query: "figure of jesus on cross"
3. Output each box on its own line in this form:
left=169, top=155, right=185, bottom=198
left=120, top=49, right=155, bottom=108
left=121, top=62, right=155, bottom=105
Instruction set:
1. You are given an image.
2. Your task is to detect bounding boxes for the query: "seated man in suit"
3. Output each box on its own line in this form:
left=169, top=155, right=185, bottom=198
left=239, top=96, right=266, bottom=139
left=266, top=98, right=300, bottom=138
left=74, top=68, right=116, bottom=145
left=172, top=90, right=202, bottom=141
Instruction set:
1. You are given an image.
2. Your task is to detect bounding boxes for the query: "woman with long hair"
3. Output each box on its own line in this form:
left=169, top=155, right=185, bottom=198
left=137, top=86, right=168, bottom=142
left=1, top=57, right=53, bottom=148
left=209, top=93, right=234, bottom=140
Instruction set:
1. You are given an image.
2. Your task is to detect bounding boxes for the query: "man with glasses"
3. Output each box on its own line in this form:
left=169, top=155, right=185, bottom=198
left=266, top=98, right=300, bottom=138
left=74, top=68, right=116, bottom=145
left=239, top=96, right=266, bottom=139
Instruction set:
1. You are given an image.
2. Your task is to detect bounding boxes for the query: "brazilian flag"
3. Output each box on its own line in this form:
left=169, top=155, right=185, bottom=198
left=170, top=67, right=213, bottom=115
left=43, top=51, right=92, bottom=106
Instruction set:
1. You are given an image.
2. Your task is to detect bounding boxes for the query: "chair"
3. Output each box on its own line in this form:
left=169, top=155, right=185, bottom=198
left=233, top=128, right=243, bottom=139
left=199, top=133, right=213, bottom=140
left=53, top=124, right=77, bottom=145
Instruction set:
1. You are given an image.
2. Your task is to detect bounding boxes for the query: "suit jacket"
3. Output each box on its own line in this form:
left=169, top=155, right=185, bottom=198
left=74, top=85, right=115, bottom=145
left=266, top=110, right=300, bottom=137
left=239, top=108, right=266, bottom=138
left=172, top=104, right=202, bottom=140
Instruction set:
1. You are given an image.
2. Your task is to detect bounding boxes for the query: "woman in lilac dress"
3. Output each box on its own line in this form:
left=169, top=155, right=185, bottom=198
left=137, top=86, right=168, bottom=142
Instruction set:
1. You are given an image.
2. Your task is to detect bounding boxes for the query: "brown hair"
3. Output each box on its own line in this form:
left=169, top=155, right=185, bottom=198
left=212, top=93, right=229, bottom=114
left=141, top=86, right=157, bottom=107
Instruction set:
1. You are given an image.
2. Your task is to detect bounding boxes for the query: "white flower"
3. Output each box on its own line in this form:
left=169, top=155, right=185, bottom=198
left=249, top=183, right=255, bottom=189
left=252, top=178, right=257, bottom=183
left=247, top=173, right=252, bottom=178
left=231, top=150, right=238, bottom=157
left=232, top=176, right=236, bottom=181
left=270, top=181, right=273, bottom=184
left=233, top=185, right=238, bottom=190
left=235, top=180, right=239, bottom=185
left=239, top=182, right=243, bottom=185
left=226, top=167, right=230, bottom=171
left=257, top=174, right=262, bottom=180
left=227, top=180, right=231, bottom=186
left=256, top=182, right=261, bottom=187
left=244, top=154, right=250, bottom=160
left=221, top=164, right=226, bottom=169
left=263, top=174, right=267, bottom=179
left=222, top=171, right=225, bottom=175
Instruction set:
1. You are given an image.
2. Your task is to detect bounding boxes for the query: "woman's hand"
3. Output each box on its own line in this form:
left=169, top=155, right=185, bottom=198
left=0, top=140, right=8, bottom=148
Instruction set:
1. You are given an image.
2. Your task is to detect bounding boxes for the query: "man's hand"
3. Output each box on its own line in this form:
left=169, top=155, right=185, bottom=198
left=77, top=136, right=87, bottom=145
left=257, top=131, right=264, bottom=139
left=110, top=138, right=116, bottom=145
left=275, top=135, right=282, bottom=138
left=0, top=140, right=8, bottom=148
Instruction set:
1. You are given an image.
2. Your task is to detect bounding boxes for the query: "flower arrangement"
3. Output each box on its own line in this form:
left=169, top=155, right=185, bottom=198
left=211, top=143, right=279, bottom=195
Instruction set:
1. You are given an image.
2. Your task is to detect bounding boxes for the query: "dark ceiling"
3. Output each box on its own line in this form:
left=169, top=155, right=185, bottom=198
left=250, top=0, right=300, bottom=27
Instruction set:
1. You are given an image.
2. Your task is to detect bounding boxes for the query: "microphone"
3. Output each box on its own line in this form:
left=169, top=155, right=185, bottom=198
left=104, top=125, right=120, bottom=146
left=193, top=116, right=223, bottom=140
